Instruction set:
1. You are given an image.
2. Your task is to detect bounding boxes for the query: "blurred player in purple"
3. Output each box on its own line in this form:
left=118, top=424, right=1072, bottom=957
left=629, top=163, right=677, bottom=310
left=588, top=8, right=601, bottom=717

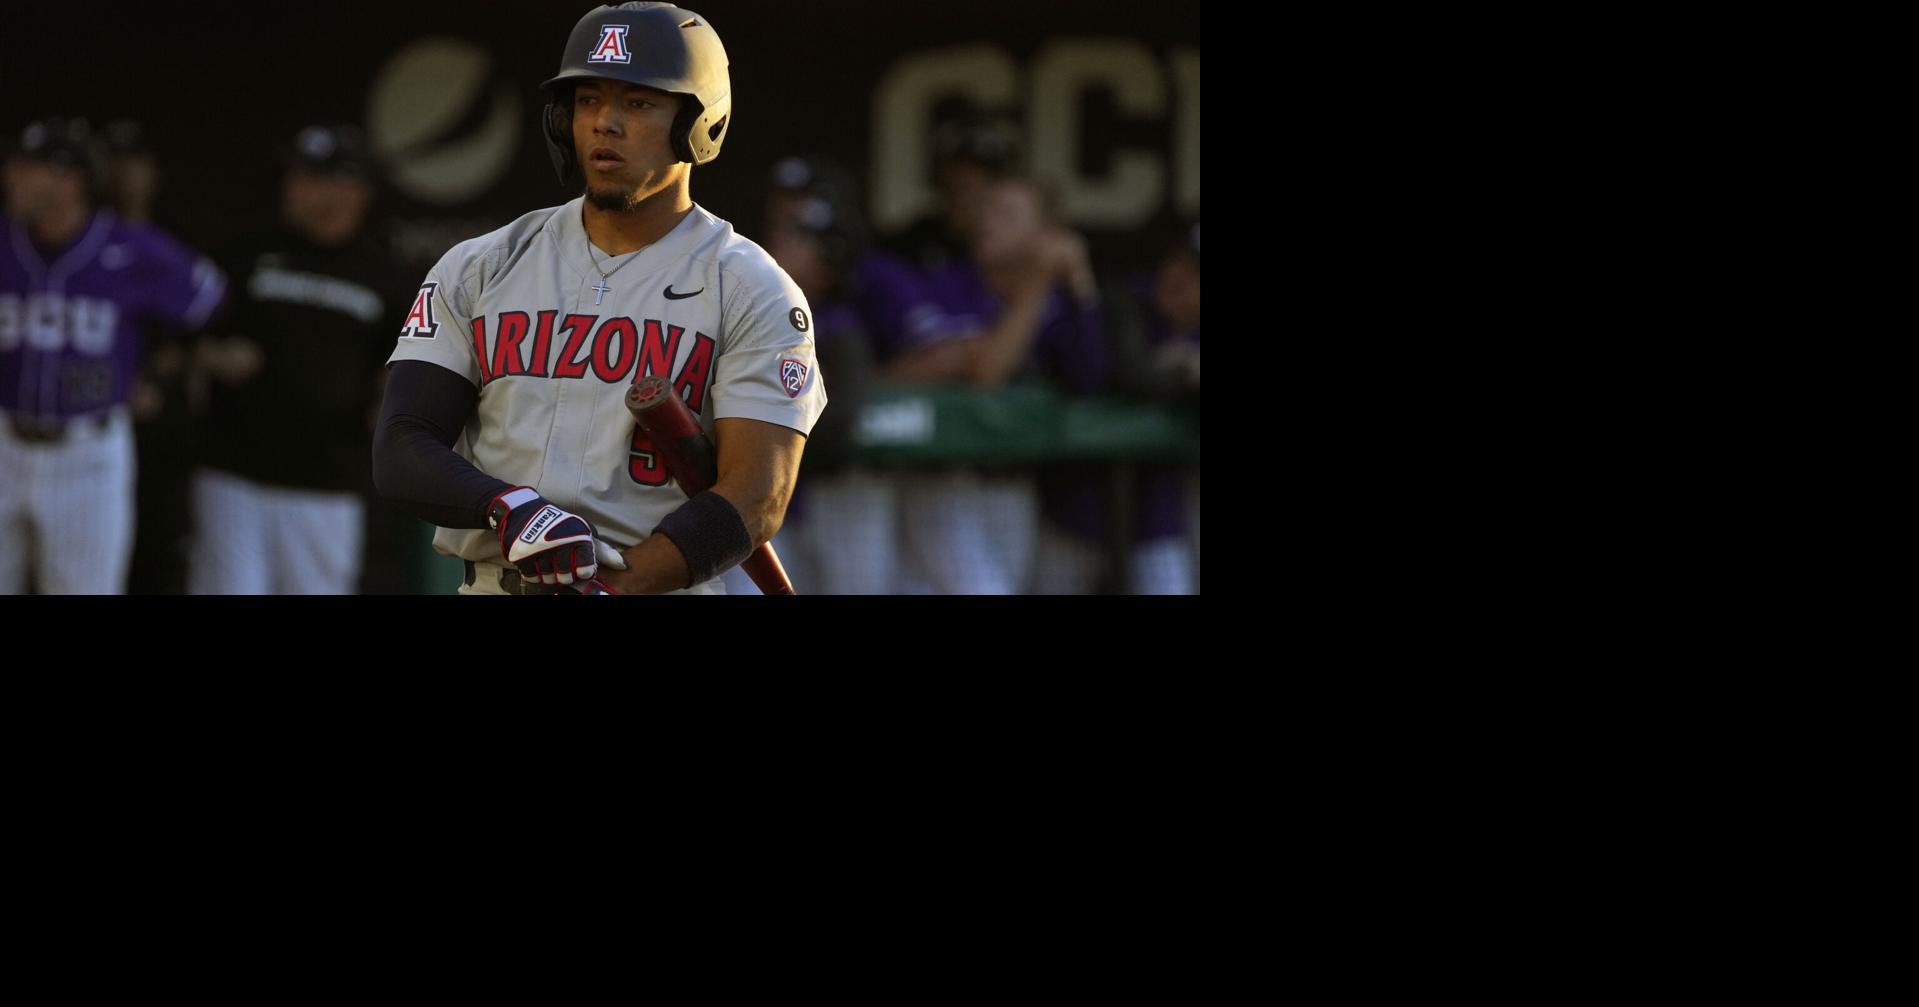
left=1, top=117, right=227, bottom=594
left=722, top=154, right=926, bottom=594
left=881, top=174, right=1106, bottom=594
left=881, top=116, right=1017, bottom=275
left=1034, top=221, right=1200, bottom=595
left=1143, top=222, right=1200, bottom=587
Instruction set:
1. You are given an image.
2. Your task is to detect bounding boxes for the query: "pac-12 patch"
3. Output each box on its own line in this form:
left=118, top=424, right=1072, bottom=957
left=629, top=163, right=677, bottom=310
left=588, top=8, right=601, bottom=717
left=780, top=359, right=809, bottom=398
left=401, top=282, right=440, bottom=338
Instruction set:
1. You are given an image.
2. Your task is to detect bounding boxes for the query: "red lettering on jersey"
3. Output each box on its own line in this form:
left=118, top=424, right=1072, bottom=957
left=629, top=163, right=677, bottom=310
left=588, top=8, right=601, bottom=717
left=673, top=331, right=716, bottom=414
left=553, top=313, right=597, bottom=379
left=637, top=319, right=684, bottom=379
left=591, top=317, right=639, bottom=384
left=493, top=311, right=531, bottom=378
left=471, top=317, right=493, bottom=385
left=527, top=310, right=557, bottom=378
left=628, top=429, right=670, bottom=486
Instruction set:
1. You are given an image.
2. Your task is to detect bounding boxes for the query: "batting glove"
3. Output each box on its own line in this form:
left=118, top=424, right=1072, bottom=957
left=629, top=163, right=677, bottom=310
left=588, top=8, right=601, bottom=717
left=487, top=487, right=629, bottom=587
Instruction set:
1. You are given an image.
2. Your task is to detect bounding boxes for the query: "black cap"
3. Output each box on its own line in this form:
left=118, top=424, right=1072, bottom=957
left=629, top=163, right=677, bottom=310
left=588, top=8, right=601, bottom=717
left=930, top=116, right=1017, bottom=173
left=9, top=118, right=105, bottom=178
left=769, top=156, right=858, bottom=221
left=767, top=154, right=866, bottom=264
left=286, top=124, right=373, bottom=180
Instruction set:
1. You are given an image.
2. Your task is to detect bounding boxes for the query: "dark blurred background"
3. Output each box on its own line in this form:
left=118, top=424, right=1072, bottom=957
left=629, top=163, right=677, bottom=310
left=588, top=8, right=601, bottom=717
left=1, top=0, right=1198, bottom=277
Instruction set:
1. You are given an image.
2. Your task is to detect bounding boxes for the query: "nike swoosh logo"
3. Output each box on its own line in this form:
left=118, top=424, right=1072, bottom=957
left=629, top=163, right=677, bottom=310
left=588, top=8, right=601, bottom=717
left=664, top=286, right=704, bottom=300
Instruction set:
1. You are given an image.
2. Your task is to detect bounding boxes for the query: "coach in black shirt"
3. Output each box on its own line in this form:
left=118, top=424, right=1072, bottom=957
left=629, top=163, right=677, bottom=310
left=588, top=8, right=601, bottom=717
left=188, top=125, right=409, bottom=594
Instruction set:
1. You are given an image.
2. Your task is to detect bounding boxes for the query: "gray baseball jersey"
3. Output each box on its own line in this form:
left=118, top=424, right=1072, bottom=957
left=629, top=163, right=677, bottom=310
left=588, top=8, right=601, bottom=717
left=388, top=197, right=827, bottom=590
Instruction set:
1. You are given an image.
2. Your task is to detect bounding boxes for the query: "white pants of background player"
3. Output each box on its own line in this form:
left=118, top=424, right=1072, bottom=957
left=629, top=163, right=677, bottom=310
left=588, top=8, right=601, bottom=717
left=1033, top=525, right=1196, bottom=595
left=0, top=406, right=135, bottom=594
left=1032, top=466, right=1201, bottom=595
left=896, top=469, right=1037, bottom=595
left=724, top=469, right=902, bottom=595
left=187, top=468, right=364, bottom=595
left=1187, top=471, right=1200, bottom=592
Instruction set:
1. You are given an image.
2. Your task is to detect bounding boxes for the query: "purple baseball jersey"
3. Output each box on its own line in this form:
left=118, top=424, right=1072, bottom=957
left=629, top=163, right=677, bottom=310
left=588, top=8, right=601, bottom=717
left=849, top=252, right=935, bottom=360
left=1, top=211, right=227, bottom=419
left=879, top=259, right=1111, bottom=394
left=1131, top=270, right=1199, bottom=542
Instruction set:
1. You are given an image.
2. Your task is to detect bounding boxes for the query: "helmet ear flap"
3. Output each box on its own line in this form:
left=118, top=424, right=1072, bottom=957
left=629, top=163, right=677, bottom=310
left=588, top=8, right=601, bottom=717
left=671, top=98, right=728, bottom=165
left=542, top=90, right=580, bottom=189
left=669, top=101, right=700, bottom=164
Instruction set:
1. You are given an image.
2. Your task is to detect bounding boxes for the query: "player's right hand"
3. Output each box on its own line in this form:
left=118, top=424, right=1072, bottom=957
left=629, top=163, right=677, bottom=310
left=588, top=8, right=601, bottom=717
left=1041, top=228, right=1097, bottom=300
left=487, top=486, right=625, bottom=586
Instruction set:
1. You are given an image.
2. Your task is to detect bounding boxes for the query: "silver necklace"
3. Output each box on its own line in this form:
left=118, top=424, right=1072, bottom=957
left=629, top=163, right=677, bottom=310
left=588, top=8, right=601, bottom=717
left=585, top=230, right=646, bottom=305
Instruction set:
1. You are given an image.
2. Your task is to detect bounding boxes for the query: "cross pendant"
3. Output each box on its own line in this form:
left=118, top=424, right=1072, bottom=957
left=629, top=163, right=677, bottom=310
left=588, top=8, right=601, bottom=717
left=592, top=280, right=612, bottom=305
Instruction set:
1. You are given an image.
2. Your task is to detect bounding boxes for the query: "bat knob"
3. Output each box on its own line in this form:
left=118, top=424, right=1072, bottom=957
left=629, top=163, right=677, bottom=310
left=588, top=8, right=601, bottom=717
left=626, top=376, right=668, bottom=418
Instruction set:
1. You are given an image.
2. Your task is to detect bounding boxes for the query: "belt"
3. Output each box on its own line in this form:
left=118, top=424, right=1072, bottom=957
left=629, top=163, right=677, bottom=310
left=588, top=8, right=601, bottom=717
left=7, top=412, right=113, bottom=445
left=463, top=560, right=576, bottom=596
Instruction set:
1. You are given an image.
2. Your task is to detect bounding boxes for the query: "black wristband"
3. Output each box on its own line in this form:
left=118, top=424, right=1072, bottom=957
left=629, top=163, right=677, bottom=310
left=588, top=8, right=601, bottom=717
left=651, top=491, right=754, bottom=589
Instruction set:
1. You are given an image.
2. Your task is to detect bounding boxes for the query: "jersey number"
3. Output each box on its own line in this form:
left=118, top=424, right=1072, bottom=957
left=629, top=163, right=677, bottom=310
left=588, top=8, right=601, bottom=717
left=628, top=428, right=671, bottom=487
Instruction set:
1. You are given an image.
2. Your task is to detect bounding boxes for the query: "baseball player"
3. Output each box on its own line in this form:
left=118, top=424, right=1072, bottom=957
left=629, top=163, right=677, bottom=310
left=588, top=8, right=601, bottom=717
left=1, top=117, right=227, bottom=594
left=371, top=2, right=826, bottom=596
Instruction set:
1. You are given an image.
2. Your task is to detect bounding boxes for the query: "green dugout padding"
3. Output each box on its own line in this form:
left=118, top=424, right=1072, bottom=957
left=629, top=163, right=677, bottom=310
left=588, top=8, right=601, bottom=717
left=853, top=384, right=1201, bottom=464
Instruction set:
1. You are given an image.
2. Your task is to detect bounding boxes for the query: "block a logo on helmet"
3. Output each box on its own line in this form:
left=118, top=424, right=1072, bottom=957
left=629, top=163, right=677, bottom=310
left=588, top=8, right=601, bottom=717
left=588, top=24, right=632, bottom=63
left=540, top=2, right=734, bottom=185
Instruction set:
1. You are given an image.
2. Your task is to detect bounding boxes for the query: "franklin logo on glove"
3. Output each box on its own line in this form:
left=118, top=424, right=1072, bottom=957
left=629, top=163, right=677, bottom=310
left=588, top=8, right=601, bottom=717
left=523, top=506, right=563, bottom=541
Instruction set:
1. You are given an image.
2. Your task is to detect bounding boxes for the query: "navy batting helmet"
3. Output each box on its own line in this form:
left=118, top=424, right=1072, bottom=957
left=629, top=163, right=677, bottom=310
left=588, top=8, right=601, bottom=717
left=9, top=118, right=108, bottom=184
left=540, top=2, right=732, bottom=187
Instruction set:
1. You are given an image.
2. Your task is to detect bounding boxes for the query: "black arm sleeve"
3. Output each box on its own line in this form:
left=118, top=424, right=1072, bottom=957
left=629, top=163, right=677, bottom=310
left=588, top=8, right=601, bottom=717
left=371, top=360, right=514, bottom=529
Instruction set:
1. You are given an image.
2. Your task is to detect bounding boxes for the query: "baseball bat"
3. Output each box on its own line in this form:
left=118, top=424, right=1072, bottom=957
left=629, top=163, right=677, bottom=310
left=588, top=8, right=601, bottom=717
left=624, top=376, right=796, bottom=595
